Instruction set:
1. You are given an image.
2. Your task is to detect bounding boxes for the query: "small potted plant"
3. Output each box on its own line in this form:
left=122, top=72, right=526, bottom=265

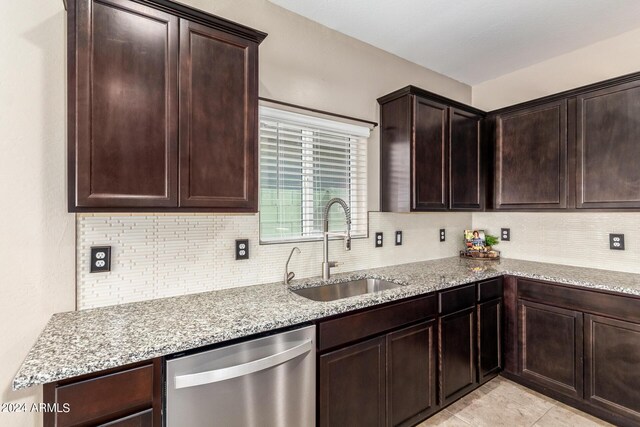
left=485, top=234, right=500, bottom=252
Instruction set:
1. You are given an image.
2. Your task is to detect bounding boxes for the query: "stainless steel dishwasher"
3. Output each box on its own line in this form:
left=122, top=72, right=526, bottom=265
left=165, top=325, right=316, bottom=427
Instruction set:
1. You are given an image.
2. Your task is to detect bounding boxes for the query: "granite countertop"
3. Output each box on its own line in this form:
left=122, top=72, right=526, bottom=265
left=13, top=257, right=640, bottom=390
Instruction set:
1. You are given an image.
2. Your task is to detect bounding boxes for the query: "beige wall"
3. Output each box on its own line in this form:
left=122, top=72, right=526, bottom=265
left=472, top=27, right=640, bottom=110
left=1, top=1, right=470, bottom=425
left=0, top=1, right=76, bottom=426
left=471, top=27, right=640, bottom=274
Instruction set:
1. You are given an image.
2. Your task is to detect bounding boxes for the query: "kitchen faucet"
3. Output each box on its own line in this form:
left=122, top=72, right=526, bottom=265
left=322, top=198, right=352, bottom=280
left=284, top=247, right=300, bottom=285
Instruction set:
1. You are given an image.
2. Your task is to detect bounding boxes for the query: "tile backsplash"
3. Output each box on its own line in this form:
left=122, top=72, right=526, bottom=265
left=473, top=212, right=640, bottom=274
left=77, top=212, right=471, bottom=309
left=77, top=211, right=640, bottom=309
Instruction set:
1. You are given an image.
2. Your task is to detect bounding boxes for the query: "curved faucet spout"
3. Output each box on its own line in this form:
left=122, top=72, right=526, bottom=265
left=322, top=198, right=352, bottom=280
left=323, top=198, right=352, bottom=233
left=284, top=247, right=301, bottom=285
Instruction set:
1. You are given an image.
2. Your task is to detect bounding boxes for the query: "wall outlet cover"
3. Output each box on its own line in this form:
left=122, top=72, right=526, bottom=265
left=90, top=246, right=111, bottom=273
left=609, top=234, right=625, bottom=250
left=236, top=239, right=249, bottom=260
left=439, top=229, right=446, bottom=242
left=501, top=228, right=511, bottom=241
left=375, top=232, right=383, bottom=248
left=395, top=231, right=402, bottom=246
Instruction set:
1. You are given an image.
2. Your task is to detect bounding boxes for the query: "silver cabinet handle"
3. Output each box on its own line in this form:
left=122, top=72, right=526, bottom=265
left=174, top=339, right=313, bottom=389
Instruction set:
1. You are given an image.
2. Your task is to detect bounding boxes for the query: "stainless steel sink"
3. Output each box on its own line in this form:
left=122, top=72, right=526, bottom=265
left=291, top=278, right=403, bottom=302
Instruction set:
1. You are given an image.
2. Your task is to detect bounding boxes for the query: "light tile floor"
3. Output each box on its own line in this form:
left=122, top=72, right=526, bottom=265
left=418, top=377, right=613, bottom=427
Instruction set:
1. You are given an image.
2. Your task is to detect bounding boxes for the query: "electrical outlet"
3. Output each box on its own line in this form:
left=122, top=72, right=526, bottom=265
left=439, top=229, right=446, bottom=242
left=501, top=228, right=511, bottom=241
left=395, top=231, right=402, bottom=246
left=90, top=246, right=111, bottom=273
left=375, top=232, right=383, bottom=248
left=235, top=239, right=249, bottom=260
left=610, top=234, right=625, bottom=250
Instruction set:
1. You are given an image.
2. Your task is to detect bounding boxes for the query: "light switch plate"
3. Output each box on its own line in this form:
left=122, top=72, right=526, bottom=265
left=90, top=246, right=111, bottom=273
left=395, top=231, right=402, bottom=246
left=236, top=239, right=249, bottom=260
left=375, top=232, right=383, bottom=248
left=501, top=228, right=511, bottom=241
left=610, top=234, right=625, bottom=250
left=439, top=229, right=446, bottom=242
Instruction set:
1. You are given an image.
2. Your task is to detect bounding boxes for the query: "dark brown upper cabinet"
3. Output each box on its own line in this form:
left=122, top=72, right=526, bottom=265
left=488, top=71, right=640, bottom=211
left=178, top=20, right=258, bottom=210
left=378, top=86, right=485, bottom=212
left=70, top=0, right=179, bottom=209
left=493, top=100, right=568, bottom=210
left=67, top=0, right=266, bottom=212
left=576, top=80, right=640, bottom=209
left=450, top=108, right=483, bottom=210
left=414, top=97, right=448, bottom=210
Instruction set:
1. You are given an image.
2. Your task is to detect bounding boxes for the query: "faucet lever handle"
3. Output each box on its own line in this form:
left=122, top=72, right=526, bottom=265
left=287, top=272, right=295, bottom=282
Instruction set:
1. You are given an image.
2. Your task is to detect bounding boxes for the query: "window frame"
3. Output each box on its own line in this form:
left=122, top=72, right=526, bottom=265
left=258, top=105, right=371, bottom=245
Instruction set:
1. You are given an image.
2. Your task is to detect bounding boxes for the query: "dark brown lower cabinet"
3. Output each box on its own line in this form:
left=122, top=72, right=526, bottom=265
left=439, top=307, right=477, bottom=406
left=585, top=314, right=640, bottom=423
left=387, top=321, right=438, bottom=426
left=317, top=294, right=439, bottom=427
left=518, top=299, right=583, bottom=399
left=506, top=276, right=640, bottom=426
left=478, top=298, right=502, bottom=383
left=43, top=359, right=162, bottom=427
left=319, top=336, right=387, bottom=427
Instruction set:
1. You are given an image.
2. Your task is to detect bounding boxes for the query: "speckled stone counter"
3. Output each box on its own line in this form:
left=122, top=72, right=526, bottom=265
left=13, top=257, right=640, bottom=390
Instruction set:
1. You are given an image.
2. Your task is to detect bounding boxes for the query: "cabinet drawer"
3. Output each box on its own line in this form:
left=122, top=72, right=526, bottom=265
left=478, top=278, right=503, bottom=303
left=318, top=295, right=437, bottom=351
left=517, top=278, right=640, bottom=323
left=51, top=364, right=156, bottom=426
left=439, top=284, right=476, bottom=315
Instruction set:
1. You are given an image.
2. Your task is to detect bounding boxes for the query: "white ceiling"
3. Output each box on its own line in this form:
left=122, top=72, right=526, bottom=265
left=268, top=0, right=640, bottom=84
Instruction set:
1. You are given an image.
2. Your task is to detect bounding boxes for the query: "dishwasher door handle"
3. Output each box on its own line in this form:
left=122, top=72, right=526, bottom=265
left=174, top=339, right=313, bottom=389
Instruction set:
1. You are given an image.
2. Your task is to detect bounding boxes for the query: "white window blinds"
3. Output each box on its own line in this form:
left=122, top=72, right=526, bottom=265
left=259, top=106, right=370, bottom=243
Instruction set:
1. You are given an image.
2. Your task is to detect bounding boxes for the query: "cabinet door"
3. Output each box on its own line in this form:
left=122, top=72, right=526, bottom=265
left=439, top=307, right=477, bottom=405
left=585, top=314, right=640, bottom=422
left=319, top=336, right=386, bottom=427
left=576, top=80, right=640, bottom=208
left=495, top=100, right=567, bottom=209
left=179, top=19, right=258, bottom=210
left=72, top=0, right=179, bottom=208
left=518, top=300, right=583, bottom=399
left=449, top=108, right=483, bottom=210
left=413, top=97, right=448, bottom=210
left=380, top=96, right=412, bottom=213
left=478, top=298, right=502, bottom=383
left=387, top=321, right=437, bottom=427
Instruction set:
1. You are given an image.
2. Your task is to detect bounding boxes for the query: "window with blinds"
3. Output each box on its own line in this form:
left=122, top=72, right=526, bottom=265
left=259, top=106, right=370, bottom=243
